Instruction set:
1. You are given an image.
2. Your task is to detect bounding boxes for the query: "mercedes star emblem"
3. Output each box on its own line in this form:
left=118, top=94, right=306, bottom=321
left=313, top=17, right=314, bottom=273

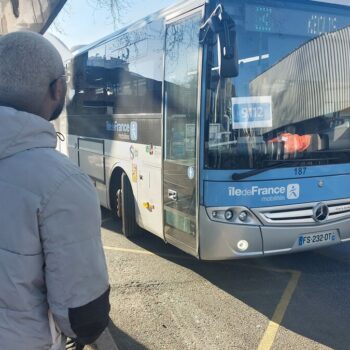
left=313, top=203, right=329, bottom=222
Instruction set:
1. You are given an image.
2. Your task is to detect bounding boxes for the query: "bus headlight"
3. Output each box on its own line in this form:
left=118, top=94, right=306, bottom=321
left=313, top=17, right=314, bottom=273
left=224, top=210, right=234, bottom=221
left=238, top=211, right=248, bottom=222
left=206, top=206, right=261, bottom=226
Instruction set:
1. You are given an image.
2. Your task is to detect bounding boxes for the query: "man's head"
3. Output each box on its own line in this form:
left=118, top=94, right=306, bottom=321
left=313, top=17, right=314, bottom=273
left=0, top=31, right=67, bottom=120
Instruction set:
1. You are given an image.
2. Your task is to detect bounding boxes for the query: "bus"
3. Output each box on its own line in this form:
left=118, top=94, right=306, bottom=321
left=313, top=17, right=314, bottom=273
left=57, top=0, right=350, bottom=260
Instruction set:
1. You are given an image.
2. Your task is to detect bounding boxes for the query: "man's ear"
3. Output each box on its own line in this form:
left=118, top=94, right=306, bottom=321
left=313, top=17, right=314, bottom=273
left=50, top=78, right=66, bottom=102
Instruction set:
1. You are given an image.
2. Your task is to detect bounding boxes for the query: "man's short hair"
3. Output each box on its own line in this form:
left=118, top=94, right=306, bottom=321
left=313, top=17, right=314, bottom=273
left=0, top=31, right=64, bottom=111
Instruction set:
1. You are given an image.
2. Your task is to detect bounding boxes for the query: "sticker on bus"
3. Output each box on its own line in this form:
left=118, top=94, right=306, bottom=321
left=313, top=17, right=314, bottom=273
left=232, top=96, right=272, bottom=129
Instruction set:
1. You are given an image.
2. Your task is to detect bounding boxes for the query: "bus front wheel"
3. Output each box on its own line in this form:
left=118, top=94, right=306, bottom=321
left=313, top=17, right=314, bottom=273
left=121, top=172, right=139, bottom=238
left=116, top=188, right=122, bottom=218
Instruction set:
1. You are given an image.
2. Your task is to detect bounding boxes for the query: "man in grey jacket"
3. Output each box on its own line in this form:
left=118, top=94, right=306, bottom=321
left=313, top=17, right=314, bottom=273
left=0, top=32, right=110, bottom=349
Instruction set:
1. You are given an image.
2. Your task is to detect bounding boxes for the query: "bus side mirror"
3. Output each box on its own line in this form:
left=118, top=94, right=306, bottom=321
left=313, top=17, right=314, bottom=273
left=200, top=5, right=239, bottom=78
left=215, top=12, right=238, bottom=78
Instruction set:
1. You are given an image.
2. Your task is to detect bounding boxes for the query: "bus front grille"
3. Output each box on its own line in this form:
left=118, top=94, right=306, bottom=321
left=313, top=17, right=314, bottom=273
left=253, top=199, right=350, bottom=226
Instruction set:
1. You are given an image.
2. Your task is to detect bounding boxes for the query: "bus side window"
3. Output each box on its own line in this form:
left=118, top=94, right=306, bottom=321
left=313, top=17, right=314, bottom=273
left=84, top=45, right=107, bottom=115
left=67, top=54, right=87, bottom=115
left=105, top=20, right=164, bottom=116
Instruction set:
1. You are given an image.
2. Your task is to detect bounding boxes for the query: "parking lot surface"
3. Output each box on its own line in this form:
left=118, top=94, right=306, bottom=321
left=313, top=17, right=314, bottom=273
left=101, top=209, right=350, bottom=350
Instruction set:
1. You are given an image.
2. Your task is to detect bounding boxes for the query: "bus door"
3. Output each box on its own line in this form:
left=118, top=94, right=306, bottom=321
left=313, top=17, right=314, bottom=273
left=163, top=10, right=202, bottom=257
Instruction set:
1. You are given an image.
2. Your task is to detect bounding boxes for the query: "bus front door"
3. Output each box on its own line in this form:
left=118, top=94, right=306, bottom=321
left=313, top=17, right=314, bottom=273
left=163, top=10, right=202, bottom=257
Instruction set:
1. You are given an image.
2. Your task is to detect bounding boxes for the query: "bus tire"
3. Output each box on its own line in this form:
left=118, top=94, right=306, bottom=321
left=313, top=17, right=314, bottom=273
left=116, top=188, right=122, bottom=218
left=121, top=172, right=139, bottom=238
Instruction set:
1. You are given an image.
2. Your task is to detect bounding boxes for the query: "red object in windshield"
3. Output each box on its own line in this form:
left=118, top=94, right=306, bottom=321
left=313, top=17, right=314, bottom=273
left=268, top=133, right=312, bottom=153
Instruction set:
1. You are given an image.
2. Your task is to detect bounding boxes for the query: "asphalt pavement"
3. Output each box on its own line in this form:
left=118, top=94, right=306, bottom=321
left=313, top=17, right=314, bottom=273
left=99, top=208, right=350, bottom=350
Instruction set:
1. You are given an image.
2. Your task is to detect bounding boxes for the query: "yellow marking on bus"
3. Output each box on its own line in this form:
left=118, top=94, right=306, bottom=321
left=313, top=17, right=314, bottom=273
left=257, top=270, right=301, bottom=350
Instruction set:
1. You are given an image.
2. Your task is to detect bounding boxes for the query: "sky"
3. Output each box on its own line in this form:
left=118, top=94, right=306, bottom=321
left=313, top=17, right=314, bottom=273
left=48, top=0, right=174, bottom=49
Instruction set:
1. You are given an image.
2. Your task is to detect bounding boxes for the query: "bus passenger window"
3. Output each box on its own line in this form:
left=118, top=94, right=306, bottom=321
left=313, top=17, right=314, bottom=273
left=105, top=21, right=164, bottom=116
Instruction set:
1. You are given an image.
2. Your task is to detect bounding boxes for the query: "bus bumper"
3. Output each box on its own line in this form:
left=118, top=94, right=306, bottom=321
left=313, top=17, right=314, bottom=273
left=199, top=206, right=263, bottom=260
left=261, top=218, right=350, bottom=256
left=199, top=206, right=350, bottom=260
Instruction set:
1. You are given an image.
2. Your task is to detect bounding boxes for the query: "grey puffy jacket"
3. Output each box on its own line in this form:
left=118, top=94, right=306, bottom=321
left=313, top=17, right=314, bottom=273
left=0, top=106, right=109, bottom=349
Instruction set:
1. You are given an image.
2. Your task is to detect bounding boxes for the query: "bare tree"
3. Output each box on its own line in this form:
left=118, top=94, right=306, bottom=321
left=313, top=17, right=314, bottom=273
left=90, top=0, right=128, bottom=27
left=53, top=0, right=129, bottom=34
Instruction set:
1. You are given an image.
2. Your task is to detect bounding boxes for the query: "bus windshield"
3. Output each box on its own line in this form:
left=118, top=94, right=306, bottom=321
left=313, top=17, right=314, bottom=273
left=205, top=0, right=350, bottom=170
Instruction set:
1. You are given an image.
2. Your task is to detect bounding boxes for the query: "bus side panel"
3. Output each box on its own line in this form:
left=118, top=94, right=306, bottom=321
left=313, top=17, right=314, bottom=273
left=137, top=150, right=163, bottom=237
left=105, top=140, right=163, bottom=238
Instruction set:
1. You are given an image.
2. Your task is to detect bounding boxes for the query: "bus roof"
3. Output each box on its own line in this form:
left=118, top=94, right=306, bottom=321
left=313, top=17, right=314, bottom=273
left=73, top=0, right=207, bottom=57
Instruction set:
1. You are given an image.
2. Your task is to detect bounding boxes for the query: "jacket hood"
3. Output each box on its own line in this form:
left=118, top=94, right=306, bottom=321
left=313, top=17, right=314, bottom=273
left=0, top=106, right=57, bottom=160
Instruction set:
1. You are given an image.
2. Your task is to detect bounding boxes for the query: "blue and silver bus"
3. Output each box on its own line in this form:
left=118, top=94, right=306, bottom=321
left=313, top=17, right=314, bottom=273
left=58, top=0, right=350, bottom=260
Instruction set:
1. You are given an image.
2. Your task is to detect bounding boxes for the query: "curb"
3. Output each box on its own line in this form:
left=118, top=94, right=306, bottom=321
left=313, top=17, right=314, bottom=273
left=94, top=328, right=119, bottom=350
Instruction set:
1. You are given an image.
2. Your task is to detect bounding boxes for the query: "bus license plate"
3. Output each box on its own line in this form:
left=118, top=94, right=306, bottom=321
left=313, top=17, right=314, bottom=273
left=298, top=231, right=338, bottom=247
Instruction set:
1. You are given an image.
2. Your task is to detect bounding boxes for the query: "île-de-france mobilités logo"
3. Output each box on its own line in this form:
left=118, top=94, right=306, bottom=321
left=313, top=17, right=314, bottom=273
left=287, top=184, right=300, bottom=200
left=130, top=121, right=138, bottom=141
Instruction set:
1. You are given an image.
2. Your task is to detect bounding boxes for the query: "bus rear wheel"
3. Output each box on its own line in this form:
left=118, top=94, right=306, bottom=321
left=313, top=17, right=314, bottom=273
left=121, top=172, right=139, bottom=238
